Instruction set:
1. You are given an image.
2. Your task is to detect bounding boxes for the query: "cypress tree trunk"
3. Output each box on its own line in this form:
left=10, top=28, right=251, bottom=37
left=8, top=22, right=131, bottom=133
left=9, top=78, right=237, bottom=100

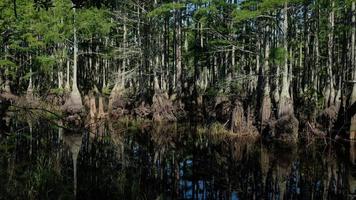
left=58, top=57, right=63, bottom=89
left=121, top=22, right=127, bottom=88
left=26, top=67, right=33, bottom=100
left=278, top=2, right=294, bottom=118
left=326, top=0, right=335, bottom=107
left=65, top=58, right=70, bottom=91
left=64, top=6, right=83, bottom=113
left=3, top=45, right=11, bottom=94
left=261, top=26, right=271, bottom=125
left=254, top=40, right=260, bottom=91
left=351, top=1, right=356, bottom=140
left=175, top=0, right=182, bottom=96
left=109, top=19, right=127, bottom=113
left=72, top=15, right=79, bottom=93
left=314, top=3, right=320, bottom=96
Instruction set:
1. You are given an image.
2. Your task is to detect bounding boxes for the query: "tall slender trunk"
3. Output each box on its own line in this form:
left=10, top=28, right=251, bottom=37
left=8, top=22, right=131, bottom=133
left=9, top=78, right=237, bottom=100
left=350, top=2, right=356, bottom=140
left=175, top=0, right=182, bottom=95
left=254, top=40, right=260, bottom=91
left=261, top=26, right=272, bottom=125
left=58, top=57, right=63, bottom=89
left=314, top=3, right=320, bottom=95
left=274, top=39, right=280, bottom=104
left=3, top=45, right=11, bottom=93
left=65, top=58, right=70, bottom=91
left=326, top=0, right=335, bottom=107
left=278, top=2, right=294, bottom=117
left=122, top=22, right=127, bottom=88
left=72, top=9, right=79, bottom=93
left=64, top=6, right=83, bottom=111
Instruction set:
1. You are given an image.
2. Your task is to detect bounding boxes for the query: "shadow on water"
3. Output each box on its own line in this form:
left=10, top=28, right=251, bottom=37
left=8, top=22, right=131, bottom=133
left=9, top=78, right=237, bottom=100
left=0, top=116, right=356, bottom=200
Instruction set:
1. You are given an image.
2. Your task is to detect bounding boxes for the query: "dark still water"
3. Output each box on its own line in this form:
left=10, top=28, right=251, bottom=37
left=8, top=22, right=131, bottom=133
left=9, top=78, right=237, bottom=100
left=0, top=117, right=355, bottom=200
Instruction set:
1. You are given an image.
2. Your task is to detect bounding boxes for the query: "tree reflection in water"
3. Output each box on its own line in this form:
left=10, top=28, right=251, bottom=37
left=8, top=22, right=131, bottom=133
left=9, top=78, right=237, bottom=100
left=0, top=118, right=355, bottom=200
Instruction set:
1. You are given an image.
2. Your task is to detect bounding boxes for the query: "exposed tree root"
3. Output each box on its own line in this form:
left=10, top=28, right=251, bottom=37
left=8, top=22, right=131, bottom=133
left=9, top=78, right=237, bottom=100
left=152, top=91, right=176, bottom=122
left=62, top=89, right=84, bottom=114
left=265, top=114, right=299, bottom=142
left=230, top=100, right=258, bottom=135
left=134, top=102, right=151, bottom=119
left=97, top=96, right=106, bottom=119
left=108, top=88, right=129, bottom=119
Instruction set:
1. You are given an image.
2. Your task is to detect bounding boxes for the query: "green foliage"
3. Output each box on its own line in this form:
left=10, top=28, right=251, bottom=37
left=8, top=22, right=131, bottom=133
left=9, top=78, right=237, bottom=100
left=22, top=72, right=34, bottom=81
left=208, top=39, right=231, bottom=47
left=147, top=3, right=185, bottom=17
left=205, top=86, right=219, bottom=97
left=0, top=59, right=17, bottom=69
left=0, top=59, right=17, bottom=78
left=77, top=8, right=113, bottom=39
left=50, top=87, right=65, bottom=95
left=102, top=86, right=111, bottom=96
left=233, top=0, right=304, bottom=23
left=233, top=9, right=260, bottom=22
left=194, top=5, right=219, bottom=23
left=271, top=47, right=286, bottom=65
left=34, top=56, right=56, bottom=73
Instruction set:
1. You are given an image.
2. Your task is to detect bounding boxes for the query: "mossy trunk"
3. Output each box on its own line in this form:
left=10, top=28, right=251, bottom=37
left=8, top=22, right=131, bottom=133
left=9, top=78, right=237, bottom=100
left=261, top=28, right=271, bottom=125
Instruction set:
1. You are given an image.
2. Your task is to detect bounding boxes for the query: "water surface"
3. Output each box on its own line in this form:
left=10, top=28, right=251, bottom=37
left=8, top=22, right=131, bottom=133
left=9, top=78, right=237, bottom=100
left=0, top=117, right=355, bottom=200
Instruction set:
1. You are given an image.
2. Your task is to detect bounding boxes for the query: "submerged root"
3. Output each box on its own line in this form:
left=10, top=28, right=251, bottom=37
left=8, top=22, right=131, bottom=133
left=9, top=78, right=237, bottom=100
left=230, top=134, right=259, bottom=161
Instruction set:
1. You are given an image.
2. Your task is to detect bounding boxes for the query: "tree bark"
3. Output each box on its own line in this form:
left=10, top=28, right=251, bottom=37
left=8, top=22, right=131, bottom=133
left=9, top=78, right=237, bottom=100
left=278, top=2, right=294, bottom=118
left=261, top=26, right=271, bottom=125
left=175, top=0, right=182, bottom=95
left=64, top=6, right=83, bottom=113
left=326, top=0, right=335, bottom=107
left=351, top=1, right=356, bottom=140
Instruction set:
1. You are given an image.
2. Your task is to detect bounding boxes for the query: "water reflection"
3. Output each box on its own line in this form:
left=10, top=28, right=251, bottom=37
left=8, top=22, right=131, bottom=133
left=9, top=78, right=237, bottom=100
left=350, top=142, right=356, bottom=199
left=63, top=133, right=82, bottom=196
left=0, top=117, right=355, bottom=200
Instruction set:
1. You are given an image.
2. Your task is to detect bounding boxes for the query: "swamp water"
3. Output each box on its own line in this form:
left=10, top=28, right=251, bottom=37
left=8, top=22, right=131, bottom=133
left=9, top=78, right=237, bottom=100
left=0, top=117, right=356, bottom=200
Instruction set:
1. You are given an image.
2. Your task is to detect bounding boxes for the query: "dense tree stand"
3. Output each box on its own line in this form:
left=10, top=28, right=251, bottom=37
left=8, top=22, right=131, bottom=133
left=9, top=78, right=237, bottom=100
left=1, top=0, right=356, bottom=142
